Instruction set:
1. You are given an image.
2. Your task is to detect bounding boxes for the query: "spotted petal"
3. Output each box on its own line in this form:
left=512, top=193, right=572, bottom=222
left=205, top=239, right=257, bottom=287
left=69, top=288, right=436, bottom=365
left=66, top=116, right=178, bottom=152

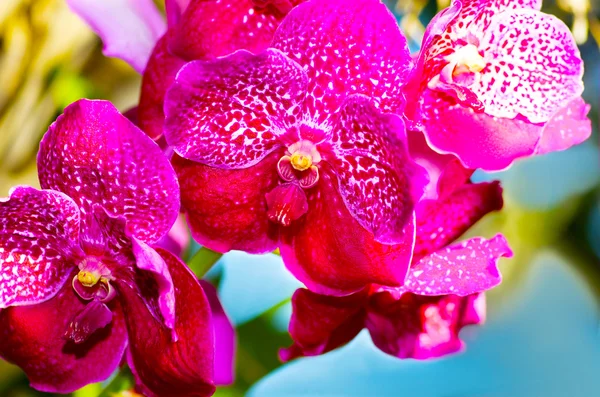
left=416, top=0, right=543, bottom=85
left=404, top=235, right=511, bottom=297
left=272, top=0, right=412, bottom=124
left=473, top=9, right=584, bottom=123
left=279, top=166, right=415, bottom=296
left=327, top=95, right=427, bottom=244
left=168, top=0, right=291, bottom=61
left=367, top=291, right=485, bottom=359
left=535, top=97, right=592, bottom=155
left=122, top=248, right=215, bottom=397
left=164, top=49, right=307, bottom=168
left=67, top=0, right=165, bottom=73
left=0, top=281, right=128, bottom=393
left=0, top=187, right=81, bottom=309
left=38, top=99, right=180, bottom=244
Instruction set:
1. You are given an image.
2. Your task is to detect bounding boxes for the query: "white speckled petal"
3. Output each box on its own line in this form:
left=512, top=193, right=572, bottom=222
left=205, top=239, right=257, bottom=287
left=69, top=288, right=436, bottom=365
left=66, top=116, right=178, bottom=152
left=272, top=0, right=412, bottom=125
left=164, top=49, right=307, bottom=168
left=404, top=235, right=512, bottom=296
left=0, top=186, right=81, bottom=309
left=327, top=95, right=428, bottom=244
left=474, top=9, right=584, bottom=122
left=38, top=99, right=180, bottom=244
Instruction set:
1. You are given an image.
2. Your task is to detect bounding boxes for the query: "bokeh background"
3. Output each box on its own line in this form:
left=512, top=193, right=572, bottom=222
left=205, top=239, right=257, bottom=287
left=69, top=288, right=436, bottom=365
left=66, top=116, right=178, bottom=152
left=0, top=0, right=598, bottom=396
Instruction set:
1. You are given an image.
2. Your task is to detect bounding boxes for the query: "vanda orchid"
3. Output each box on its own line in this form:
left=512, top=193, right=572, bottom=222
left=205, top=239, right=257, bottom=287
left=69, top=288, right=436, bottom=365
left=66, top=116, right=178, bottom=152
left=0, top=100, right=215, bottom=396
left=67, top=0, right=306, bottom=140
left=164, top=0, right=429, bottom=296
left=282, top=159, right=512, bottom=359
left=405, top=0, right=591, bottom=170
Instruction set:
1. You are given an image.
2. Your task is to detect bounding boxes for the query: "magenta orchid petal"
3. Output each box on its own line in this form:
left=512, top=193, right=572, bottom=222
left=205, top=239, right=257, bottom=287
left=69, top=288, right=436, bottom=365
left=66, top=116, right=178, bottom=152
left=473, top=9, right=583, bottom=123
left=164, top=49, right=307, bottom=168
left=122, top=248, right=215, bottom=397
left=169, top=0, right=293, bottom=61
left=66, top=0, right=165, bottom=73
left=131, top=238, right=176, bottom=332
left=366, top=291, right=483, bottom=359
left=0, top=281, right=128, bottom=393
left=328, top=95, right=428, bottom=243
left=139, top=33, right=187, bottom=140
left=279, top=167, right=415, bottom=295
left=155, top=214, right=191, bottom=259
left=405, top=235, right=512, bottom=297
left=200, top=280, right=236, bottom=386
left=272, top=0, right=412, bottom=123
left=169, top=0, right=282, bottom=61
left=0, top=186, right=81, bottom=309
left=173, top=153, right=280, bottom=254
left=166, top=0, right=191, bottom=26
left=413, top=181, right=504, bottom=260
left=38, top=99, right=180, bottom=244
left=535, top=97, right=592, bottom=154
left=280, top=288, right=368, bottom=362
left=421, top=91, right=542, bottom=171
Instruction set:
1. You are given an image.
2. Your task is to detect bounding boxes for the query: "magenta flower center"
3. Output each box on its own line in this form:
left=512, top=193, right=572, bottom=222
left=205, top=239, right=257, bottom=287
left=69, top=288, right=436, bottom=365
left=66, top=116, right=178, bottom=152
left=276, top=139, right=321, bottom=189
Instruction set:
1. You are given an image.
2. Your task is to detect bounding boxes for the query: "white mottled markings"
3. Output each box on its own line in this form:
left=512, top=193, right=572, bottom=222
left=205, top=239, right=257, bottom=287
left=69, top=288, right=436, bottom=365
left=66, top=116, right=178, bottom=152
left=0, top=187, right=80, bottom=308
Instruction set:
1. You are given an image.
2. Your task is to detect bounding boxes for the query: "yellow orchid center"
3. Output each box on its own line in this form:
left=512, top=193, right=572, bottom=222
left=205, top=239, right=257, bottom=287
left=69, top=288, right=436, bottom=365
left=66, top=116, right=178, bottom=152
left=77, top=270, right=101, bottom=287
left=447, top=44, right=486, bottom=75
left=290, top=153, right=313, bottom=171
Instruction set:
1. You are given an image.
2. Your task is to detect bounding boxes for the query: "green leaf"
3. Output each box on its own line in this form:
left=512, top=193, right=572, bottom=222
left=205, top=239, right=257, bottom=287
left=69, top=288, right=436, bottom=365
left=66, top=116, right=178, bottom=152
left=188, top=246, right=223, bottom=278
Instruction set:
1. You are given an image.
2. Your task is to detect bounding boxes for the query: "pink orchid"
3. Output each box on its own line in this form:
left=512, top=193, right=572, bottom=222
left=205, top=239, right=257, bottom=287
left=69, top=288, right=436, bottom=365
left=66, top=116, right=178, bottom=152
left=281, top=166, right=511, bottom=360
left=163, top=0, right=429, bottom=295
left=68, top=0, right=304, bottom=139
left=141, top=0, right=306, bottom=140
left=405, top=0, right=591, bottom=171
left=0, top=100, right=215, bottom=396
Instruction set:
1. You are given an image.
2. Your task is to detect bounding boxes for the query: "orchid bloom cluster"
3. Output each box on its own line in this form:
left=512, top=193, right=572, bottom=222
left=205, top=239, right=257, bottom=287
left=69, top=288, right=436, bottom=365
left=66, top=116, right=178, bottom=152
left=0, top=0, right=590, bottom=395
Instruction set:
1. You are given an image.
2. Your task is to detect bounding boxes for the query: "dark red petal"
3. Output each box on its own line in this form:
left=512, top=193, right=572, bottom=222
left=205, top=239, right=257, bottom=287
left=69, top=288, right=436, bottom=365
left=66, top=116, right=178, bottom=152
left=279, top=166, right=414, bottom=295
left=64, top=300, right=113, bottom=344
left=164, top=49, right=306, bottom=168
left=280, top=288, right=367, bottom=361
left=38, top=100, right=180, bottom=244
left=366, top=291, right=485, bottom=359
left=273, top=0, right=412, bottom=123
left=413, top=181, right=504, bottom=260
left=139, top=33, right=186, bottom=140
left=0, top=281, right=127, bottom=393
left=169, top=0, right=286, bottom=61
left=173, top=153, right=280, bottom=254
left=0, top=186, right=81, bottom=308
left=122, top=248, right=215, bottom=397
left=200, top=280, right=236, bottom=386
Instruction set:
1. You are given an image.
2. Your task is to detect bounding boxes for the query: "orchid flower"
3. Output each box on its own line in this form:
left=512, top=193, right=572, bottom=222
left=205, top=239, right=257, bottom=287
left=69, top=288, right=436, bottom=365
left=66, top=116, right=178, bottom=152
left=281, top=161, right=512, bottom=360
left=405, top=0, right=590, bottom=170
left=163, top=0, right=430, bottom=295
left=0, top=100, right=215, bottom=396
